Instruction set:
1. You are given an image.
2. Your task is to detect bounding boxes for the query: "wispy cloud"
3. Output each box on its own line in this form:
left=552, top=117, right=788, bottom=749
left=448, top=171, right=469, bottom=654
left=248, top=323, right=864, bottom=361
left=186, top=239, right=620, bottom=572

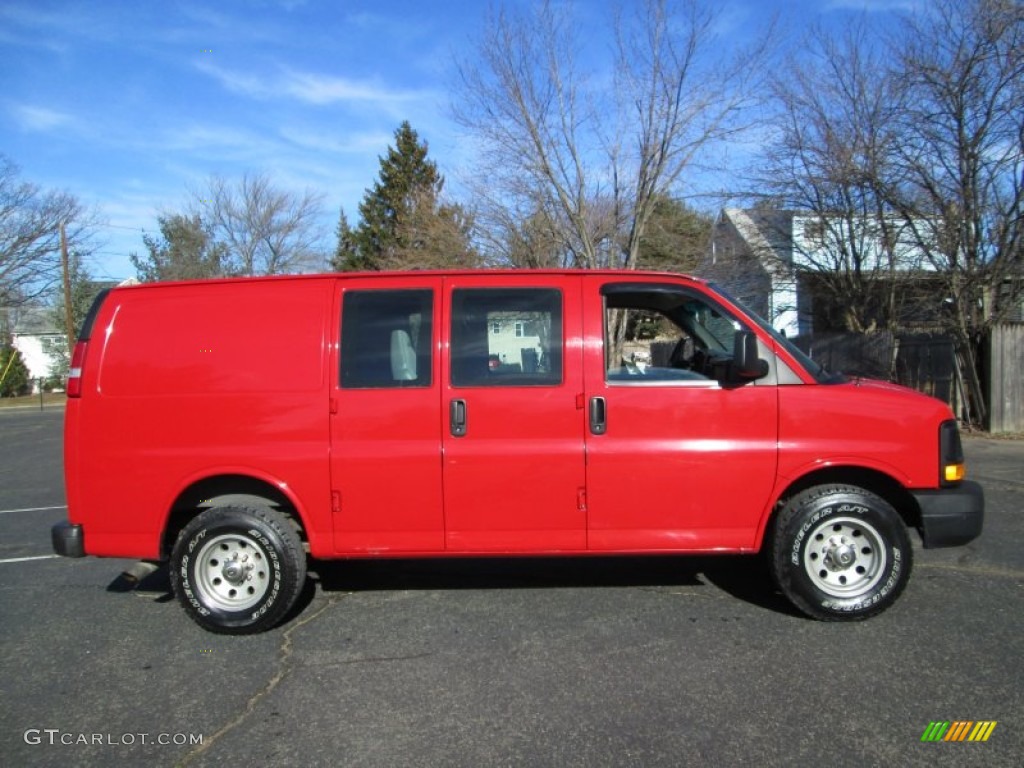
left=195, top=60, right=431, bottom=108
left=0, top=2, right=123, bottom=45
left=281, top=70, right=421, bottom=105
left=9, top=104, right=74, bottom=132
left=156, top=122, right=279, bottom=161
left=278, top=127, right=393, bottom=154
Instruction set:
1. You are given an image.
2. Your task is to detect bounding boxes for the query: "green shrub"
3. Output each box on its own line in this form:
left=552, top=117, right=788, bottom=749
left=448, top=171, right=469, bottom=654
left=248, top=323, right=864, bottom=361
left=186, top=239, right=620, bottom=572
left=0, top=346, right=31, bottom=397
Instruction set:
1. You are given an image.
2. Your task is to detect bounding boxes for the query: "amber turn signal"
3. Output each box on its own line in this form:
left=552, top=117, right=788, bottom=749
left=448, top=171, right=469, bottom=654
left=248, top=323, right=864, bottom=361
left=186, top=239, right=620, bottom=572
left=944, top=463, right=965, bottom=483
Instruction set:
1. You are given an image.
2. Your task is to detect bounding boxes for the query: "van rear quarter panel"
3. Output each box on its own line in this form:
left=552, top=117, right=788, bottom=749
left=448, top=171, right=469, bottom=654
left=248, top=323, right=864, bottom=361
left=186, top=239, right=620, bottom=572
left=68, top=278, right=334, bottom=558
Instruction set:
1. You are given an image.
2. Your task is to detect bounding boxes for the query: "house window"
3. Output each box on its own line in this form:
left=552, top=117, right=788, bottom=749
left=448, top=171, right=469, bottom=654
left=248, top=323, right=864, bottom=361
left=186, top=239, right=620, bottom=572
left=803, top=218, right=826, bottom=246
left=40, top=335, right=65, bottom=353
left=514, top=321, right=525, bottom=338
left=340, top=289, right=433, bottom=389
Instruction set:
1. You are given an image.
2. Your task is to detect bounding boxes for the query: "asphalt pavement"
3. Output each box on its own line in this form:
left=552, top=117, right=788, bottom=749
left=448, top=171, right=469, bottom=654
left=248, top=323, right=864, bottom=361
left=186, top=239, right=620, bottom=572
left=0, top=408, right=1021, bottom=767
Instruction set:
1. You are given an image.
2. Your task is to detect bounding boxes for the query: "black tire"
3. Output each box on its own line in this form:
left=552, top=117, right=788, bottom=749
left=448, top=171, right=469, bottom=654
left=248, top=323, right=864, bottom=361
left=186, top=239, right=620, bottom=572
left=769, top=485, right=912, bottom=620
left=169, top=505, right=306, bottom=634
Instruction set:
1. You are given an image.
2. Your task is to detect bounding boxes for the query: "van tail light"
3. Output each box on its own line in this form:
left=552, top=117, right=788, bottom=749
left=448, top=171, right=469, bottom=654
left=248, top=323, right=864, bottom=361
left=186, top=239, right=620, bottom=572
left=67, top=340, right=88, bottom=398
left=66, top=287, right=111, bottom=398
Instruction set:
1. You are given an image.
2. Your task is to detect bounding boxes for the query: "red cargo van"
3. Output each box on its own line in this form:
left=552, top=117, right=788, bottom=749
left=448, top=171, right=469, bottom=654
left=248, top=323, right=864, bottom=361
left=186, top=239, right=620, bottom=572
left=53, top=271, right=983, bottom=633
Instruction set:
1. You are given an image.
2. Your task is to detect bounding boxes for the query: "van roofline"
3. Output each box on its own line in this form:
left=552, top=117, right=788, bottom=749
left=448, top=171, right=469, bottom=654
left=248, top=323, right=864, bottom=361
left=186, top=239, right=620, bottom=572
left=112, top=269, right=710, bottom=290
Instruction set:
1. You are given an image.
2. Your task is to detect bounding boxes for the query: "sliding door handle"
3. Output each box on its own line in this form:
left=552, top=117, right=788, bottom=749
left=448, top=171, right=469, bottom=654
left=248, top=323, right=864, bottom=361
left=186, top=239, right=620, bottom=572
left=450, top=398, right=468, bottom=437
left=589, top=396, right=606, bottom=435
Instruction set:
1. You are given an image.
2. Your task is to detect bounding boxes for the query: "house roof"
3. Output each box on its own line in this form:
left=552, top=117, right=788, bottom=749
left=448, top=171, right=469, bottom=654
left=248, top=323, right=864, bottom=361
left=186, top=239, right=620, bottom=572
left=7, top=307, right=62, bottom=336
left=722, top=208, right=796, bottom=266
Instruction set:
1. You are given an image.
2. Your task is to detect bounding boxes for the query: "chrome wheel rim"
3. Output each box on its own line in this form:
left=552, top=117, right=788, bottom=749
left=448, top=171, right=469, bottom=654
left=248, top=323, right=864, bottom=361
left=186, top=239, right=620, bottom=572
left=194, top=533, right=270, bottom=611
left=803, top=516, right=887, bottom=598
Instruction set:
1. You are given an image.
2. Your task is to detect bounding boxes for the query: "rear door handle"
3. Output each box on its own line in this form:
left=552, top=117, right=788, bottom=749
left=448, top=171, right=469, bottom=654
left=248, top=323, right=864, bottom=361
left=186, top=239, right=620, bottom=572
left=450, top=398, right=467, bottom=437
left=589, top=396, right=606, bottom=435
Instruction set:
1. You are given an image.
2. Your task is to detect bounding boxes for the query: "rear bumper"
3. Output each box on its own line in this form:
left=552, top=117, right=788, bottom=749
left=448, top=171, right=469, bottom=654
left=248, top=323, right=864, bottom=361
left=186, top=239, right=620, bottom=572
left=52, top=521, right=86, bottom=558
left=912, top=480, right=984, bottom=548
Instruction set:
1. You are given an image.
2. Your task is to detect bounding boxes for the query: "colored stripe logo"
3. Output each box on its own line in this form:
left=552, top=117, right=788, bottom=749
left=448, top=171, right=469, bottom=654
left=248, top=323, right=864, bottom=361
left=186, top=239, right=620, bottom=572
left=921, top=721, right=997, bottom=742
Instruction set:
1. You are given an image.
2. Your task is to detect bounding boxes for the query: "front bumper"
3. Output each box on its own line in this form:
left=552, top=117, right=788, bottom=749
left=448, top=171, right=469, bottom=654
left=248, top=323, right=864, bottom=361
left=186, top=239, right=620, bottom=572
left=52, top=521, right=85, bottom=558
left=912, top=480, right=984, bottom=548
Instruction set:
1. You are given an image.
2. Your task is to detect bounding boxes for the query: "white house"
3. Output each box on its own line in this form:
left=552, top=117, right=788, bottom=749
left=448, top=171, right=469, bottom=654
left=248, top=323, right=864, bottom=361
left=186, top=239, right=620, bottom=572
left=9, top=307, right=65, bottom=389
left=701, top=208, right=935, bottom=337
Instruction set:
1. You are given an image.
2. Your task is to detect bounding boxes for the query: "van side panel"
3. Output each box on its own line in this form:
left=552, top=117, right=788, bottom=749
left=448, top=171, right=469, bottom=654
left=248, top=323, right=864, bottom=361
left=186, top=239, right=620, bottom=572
left=68, top=279, right=333, bottom=558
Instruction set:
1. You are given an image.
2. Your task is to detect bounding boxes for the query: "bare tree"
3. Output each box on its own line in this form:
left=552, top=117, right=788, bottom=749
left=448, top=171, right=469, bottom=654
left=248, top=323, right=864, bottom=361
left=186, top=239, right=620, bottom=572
left=749, top=20, right=922, bottom=333
left=888, top=0, right=1024, bottom=335
left=453, top=0, right=774, bottom=269
left=197, top=172, right=327, bottom=276
left=0, top=154, right=98, bottom=307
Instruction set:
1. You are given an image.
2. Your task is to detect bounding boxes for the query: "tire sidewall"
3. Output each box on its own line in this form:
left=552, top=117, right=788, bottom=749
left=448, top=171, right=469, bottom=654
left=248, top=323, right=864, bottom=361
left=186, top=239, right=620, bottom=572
left=170, top=507, right=302, bottom=634
left=775, top=488, right=911, bottom=619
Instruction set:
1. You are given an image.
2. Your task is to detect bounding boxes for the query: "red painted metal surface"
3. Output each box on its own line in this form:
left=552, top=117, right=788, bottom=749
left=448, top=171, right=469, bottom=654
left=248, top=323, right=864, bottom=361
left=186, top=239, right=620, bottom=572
left=62, top=270, right=958, bottom=562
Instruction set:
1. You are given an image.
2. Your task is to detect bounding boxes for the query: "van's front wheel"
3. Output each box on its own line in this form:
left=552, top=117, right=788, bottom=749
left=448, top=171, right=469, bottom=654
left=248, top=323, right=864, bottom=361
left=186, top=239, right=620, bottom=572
left=169, top=506, right=306, bottom=634
left=770, top=485, right=912, bottom=620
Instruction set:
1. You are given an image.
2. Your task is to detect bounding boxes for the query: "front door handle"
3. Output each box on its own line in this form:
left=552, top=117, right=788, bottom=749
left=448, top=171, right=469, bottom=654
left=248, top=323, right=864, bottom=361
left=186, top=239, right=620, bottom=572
left=589, top=396, right=606, bottom=435
left=450, top=398, right=468, bottom=437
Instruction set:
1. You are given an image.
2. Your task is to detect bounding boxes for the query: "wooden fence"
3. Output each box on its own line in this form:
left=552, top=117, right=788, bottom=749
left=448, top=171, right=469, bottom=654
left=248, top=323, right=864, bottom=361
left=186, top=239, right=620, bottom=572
left=987, top=324, right=1024, bottom=433
left=795, top=327, right=1022, bottom=432
left=794, top=332, right=972, bottom=424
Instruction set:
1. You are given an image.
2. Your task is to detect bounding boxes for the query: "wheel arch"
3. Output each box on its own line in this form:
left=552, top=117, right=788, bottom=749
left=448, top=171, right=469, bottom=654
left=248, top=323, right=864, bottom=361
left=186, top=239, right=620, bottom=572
left=759, top=465, right=921, bottom=550
left=161, top=473, right=308, bottom=559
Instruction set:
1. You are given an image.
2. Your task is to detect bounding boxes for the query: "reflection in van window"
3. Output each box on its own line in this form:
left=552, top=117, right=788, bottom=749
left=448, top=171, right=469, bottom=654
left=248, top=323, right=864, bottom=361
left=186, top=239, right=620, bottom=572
left=340, top=289, right=433, bottom=389
left=450, top=288, right=562, bottom=387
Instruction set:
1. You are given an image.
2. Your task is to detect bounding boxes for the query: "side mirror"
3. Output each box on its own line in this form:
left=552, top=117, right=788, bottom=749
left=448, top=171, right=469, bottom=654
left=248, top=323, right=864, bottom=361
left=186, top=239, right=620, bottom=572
left=733, top=330, right=769, bottom=380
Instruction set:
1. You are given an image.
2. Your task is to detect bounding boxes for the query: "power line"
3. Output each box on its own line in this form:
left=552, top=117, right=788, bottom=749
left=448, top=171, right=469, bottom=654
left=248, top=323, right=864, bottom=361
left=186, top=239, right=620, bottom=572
left=102, top=224, right=148, bottom=232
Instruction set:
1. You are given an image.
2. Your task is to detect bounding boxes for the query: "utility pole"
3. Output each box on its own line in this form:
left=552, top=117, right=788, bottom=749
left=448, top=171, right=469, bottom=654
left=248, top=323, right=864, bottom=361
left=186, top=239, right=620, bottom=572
left=60, top=222, right=75, bottom=355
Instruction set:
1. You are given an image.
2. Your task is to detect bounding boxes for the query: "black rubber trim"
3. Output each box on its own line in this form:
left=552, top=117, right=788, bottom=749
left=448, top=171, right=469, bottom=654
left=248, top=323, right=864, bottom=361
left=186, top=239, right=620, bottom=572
left=51, top=521, right=86, bottom=558
left=912, top=480, right=984, bottom=548
left=77, top=289, right=110, bottom=341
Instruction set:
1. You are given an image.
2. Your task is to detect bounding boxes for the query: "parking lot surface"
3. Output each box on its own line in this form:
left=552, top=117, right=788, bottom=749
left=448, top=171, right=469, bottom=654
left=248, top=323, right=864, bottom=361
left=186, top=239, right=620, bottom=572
left=1, top=409, right=1021, bottom=766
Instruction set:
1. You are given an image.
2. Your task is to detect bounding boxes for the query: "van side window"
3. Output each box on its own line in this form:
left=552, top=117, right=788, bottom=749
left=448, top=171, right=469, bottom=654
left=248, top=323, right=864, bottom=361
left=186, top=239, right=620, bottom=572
left=603, top=285, right=741, bottom=383
left=340, top=290, right=433, bottom=388
left=450, top=288, right=562, bottom=387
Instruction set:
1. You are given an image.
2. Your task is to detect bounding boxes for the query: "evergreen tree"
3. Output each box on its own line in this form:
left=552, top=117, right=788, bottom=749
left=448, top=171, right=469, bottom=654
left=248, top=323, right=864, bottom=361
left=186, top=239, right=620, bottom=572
left=0, top=344, right=30, bottom=397
left=636, top=197, right=713, bottom=274
left=331, top=208, right=363, bottom=271
left=337, top=122, right=477, bottom=270
left=130, top=214, right=229, bottom=282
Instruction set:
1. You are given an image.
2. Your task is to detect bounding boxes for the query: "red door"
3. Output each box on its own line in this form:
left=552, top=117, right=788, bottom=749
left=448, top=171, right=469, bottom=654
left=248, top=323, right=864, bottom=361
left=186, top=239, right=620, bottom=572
left=441, top=275, right=587, bottom=551
left=329, top=277, right=445, bottom=552
left=581, top=276, right=779, bottom=552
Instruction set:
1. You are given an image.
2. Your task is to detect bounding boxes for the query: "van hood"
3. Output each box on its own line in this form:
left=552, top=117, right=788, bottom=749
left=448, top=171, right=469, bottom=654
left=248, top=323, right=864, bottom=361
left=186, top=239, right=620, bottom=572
left=841, top=376, right=951, bottom=412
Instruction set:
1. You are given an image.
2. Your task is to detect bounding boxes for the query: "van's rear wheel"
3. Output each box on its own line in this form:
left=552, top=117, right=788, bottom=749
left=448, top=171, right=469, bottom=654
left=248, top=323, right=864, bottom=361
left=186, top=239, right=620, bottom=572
left=770, top=485, right=912, bottom=620
left=169, top=506, right=306, bottom=634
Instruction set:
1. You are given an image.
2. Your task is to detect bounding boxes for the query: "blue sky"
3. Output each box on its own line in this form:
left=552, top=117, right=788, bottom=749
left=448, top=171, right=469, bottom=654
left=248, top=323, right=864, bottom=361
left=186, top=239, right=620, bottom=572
left=0, top=0, right=912, bottom=283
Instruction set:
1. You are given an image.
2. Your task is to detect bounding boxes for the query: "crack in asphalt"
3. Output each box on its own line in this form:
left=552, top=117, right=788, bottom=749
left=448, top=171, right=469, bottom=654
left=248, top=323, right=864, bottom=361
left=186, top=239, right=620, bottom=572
left=175, top=593, right=345, bottom=767
left=918, top=562, right=1024, bottom=579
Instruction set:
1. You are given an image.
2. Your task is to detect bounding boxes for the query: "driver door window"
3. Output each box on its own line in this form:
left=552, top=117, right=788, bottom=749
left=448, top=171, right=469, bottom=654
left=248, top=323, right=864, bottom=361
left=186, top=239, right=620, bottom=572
left=604, top=291, right=740, bottom=383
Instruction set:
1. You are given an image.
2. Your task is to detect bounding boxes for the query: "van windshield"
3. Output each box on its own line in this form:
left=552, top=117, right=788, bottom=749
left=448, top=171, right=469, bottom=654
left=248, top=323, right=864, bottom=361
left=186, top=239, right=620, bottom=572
left=710, top=284, right=845, bottom=384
